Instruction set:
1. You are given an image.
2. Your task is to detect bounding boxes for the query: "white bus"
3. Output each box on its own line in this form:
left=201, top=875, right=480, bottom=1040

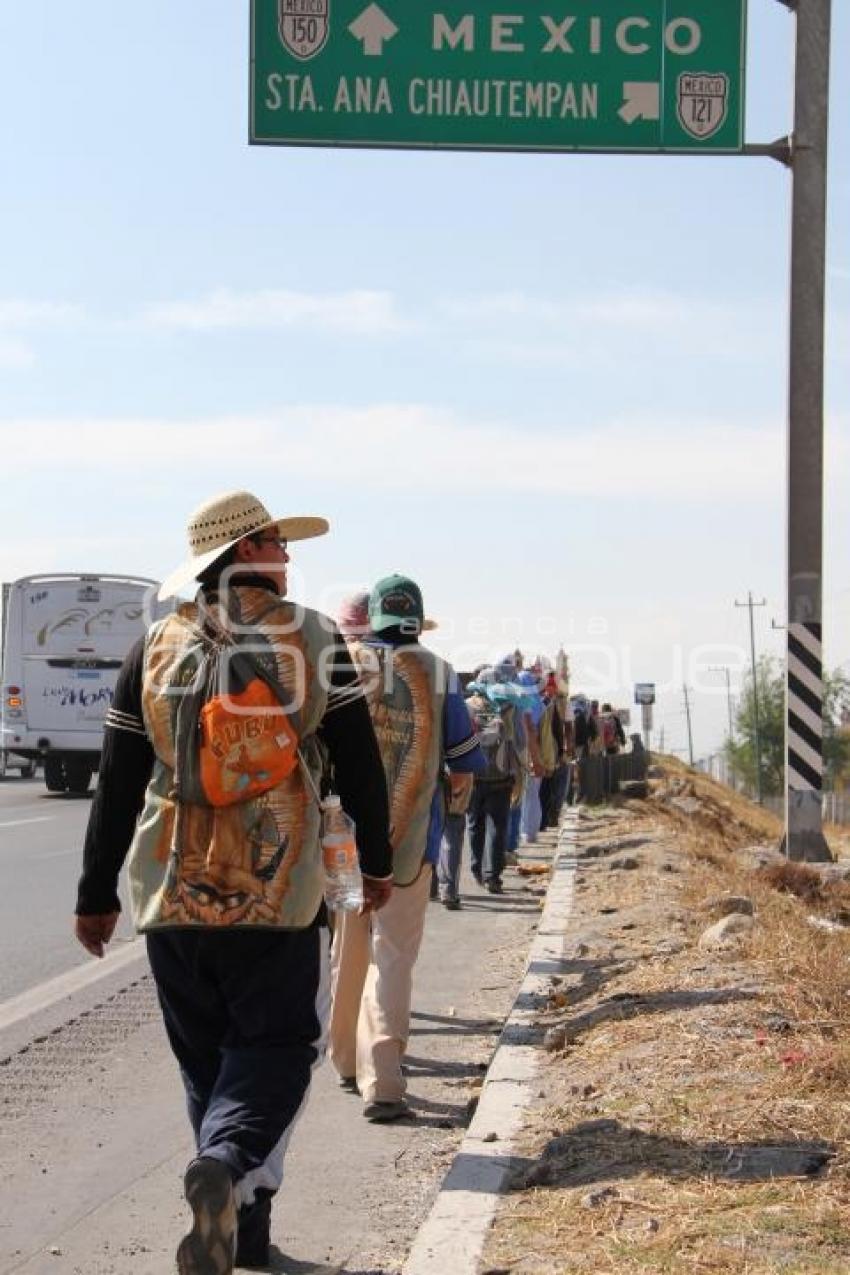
left=1, top=574, right=160, bottom=793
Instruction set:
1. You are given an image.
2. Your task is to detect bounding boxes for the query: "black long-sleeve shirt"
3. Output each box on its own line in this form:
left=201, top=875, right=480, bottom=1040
left=76, top=601, right=392, bottom=916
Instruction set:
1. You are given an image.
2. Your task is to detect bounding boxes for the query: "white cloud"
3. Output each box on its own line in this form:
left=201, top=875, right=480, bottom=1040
left=0, top=298, right=87, bottom=370
left=577, top=293, right=694, bottom=325
left=442, top=287, right=765, bottom=330
left=439, top=287, right=787, bottom=364
left=144, top=288, right=405, bottom=335
left=135, top=285, right=791, bottom=362
left=4, top=405, right=844, bottom=502
left=0, top=339, right=35, bottom=369
left=0, top=299, right=84, bottom=327
left=440, top=292, right=564, bottom=324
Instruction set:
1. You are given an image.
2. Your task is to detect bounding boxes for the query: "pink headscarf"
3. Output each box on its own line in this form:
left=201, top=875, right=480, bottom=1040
left=337, top=590, right=371, bottom=638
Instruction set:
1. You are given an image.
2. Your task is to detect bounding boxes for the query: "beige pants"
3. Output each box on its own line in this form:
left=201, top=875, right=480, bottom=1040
left=329, top=863, right=431, bottom=1104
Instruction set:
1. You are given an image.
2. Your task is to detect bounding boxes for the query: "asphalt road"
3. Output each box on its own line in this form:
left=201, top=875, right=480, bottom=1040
left=0, top=841, right=544, bottom=1274
left=0, top=773, right=134, bottom=1003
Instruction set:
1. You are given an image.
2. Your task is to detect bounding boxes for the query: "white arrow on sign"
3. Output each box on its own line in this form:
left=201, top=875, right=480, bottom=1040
left=348, top=4, right=399, bottom=56
left=618, top=82, right=661, bottom=125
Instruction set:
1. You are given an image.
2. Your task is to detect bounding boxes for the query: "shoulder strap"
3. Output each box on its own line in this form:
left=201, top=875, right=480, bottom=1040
left=193, top=594, right=303, bottom=738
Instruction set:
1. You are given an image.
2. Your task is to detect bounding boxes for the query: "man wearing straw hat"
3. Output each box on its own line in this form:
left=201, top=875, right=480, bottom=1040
left=74, top=490, right=393, bottom=1274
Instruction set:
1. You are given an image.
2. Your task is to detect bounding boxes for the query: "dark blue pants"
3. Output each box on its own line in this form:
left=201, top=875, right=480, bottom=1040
left=541, top=762, right=570, bottom=829
left=146, top=925, right=329, bottom=1202
left=437, top=811, right=466, bottom=900
left=507, top=803, right=522, bottom=852
left=468, top=780, right=512, bottom=884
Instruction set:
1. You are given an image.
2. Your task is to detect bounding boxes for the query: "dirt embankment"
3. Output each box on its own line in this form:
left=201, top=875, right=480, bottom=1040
left=482, top=763, right=850, bottom=1274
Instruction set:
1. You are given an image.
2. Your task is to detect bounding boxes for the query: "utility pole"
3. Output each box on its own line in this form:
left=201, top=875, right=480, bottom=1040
left=783, top=0, right=832, bottom=862
left=682, top=684, right=694, bottom=768
left=735, top=592, right=767, bottom=803
left=659, top=724, right=665, bottom=755
left=708, top=665, right=735, bottom=743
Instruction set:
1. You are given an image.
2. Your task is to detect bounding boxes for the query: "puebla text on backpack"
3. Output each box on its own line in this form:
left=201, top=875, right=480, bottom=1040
left=173, top=625, right=301, bottom=808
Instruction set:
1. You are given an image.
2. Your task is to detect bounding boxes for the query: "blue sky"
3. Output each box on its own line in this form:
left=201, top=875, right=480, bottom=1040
left=0, top=1, right=847, bottom=760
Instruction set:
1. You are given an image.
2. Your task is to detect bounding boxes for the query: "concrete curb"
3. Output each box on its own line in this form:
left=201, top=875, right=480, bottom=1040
left=0, top=938, right=149, bottom=1061
left=402, top=814, right=578, bottom=1275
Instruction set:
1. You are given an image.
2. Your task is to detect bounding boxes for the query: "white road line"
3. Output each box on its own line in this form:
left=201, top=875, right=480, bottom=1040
left=0, top=938, right=147, bottom=1032
left=0, top=815, right=57, bottom=829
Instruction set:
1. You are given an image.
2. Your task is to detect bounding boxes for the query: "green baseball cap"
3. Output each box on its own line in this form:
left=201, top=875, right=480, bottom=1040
left=369, top=574, right=424, bottom=634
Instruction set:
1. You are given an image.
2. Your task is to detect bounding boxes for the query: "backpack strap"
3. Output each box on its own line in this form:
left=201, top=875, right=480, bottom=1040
left=193, top=595, right=304, bottom=739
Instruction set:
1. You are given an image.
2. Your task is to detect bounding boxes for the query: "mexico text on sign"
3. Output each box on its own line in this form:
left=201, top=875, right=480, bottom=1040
left=250, top=0, right=746, bottom=153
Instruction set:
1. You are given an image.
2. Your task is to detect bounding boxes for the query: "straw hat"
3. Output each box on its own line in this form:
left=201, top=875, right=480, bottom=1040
left=158, top=490, right=329, bottom=600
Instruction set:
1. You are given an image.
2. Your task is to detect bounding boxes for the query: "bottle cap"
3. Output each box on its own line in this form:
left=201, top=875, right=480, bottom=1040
left=322, top=794, right=341, bottom=810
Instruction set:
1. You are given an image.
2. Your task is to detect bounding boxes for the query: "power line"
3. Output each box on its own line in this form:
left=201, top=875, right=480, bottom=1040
left=707, top=665, right=735, bottom=743
left=682, top=684, right=694, bottom=767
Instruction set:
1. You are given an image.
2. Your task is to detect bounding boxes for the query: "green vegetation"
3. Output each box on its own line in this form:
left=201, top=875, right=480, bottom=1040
left=724, top=657, right=850, bottom=796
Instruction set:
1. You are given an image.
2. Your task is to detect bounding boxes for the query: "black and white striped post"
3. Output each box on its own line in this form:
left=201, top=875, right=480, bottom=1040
left=784, top=0, right=831, bottom=862
left=787, top=620, right=824, bottom=794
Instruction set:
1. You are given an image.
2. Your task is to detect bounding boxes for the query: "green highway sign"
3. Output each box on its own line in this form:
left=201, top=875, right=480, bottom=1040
left=250, top=0, right=746, bottom=153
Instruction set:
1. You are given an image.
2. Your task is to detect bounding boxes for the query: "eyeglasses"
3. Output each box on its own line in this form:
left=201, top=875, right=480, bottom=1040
left=254, top=534, right=288, bottom=552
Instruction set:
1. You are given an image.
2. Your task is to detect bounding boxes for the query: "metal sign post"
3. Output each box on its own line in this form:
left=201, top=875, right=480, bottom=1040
left=784, top=0, right=831, bottom=862
left=635, top=683, right=655, bottom=755
left=640, top=702, right=653, bottom=754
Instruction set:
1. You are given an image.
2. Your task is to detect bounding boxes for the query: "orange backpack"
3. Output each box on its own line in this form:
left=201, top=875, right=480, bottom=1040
left=173, top=605, right=301, bottom=808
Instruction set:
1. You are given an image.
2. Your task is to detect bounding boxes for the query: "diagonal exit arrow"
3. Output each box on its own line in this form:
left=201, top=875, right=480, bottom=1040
left=618, top=82, right=660, bottom=125
left=348, top=4, right=399, bottom=56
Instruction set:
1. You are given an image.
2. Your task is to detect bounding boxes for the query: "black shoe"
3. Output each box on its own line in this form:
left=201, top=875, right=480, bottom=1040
left=236, top=1192, right=272, bottom=1270
left=363, top=1098, right=413, bottom=1122
left=338, top=1074, right=359, bottom=1094
left=485, top=878, right=504, bottom=895
left=471, top=868, right=483, bottom=886
left=442, top=896, right=462, bottom=911
left=177, top=1157, right=236, bottom=1275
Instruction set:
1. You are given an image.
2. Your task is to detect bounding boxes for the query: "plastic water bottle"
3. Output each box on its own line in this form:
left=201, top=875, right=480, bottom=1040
left=321, top=796, right=363, bottom=911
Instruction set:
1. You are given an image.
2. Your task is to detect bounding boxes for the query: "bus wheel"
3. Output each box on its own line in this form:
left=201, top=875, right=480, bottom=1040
left=44, top=757, right=66, bottom=793
left=65, top=761, right=93, bottom=795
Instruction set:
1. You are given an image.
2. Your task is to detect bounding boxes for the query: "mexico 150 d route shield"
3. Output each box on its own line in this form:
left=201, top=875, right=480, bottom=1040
left=250, top=0, right=746, bottom=153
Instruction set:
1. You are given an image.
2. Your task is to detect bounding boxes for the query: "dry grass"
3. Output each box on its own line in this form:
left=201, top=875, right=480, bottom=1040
left=758, top=861, right=826, bottom=902
left=677, top=799, right=850, bottom=1099
left=650, top=754, right=850, bottom=864
left=826, top=822, right=850, bottom=862
left=492, top=1180, right=850, bottom=1274
left=482, top=769, right=850, bottom=1274
left=647, top=755, right=783, bottom=851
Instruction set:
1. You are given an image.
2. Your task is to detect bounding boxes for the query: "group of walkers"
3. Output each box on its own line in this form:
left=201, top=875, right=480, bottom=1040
left=435, top=657, right=627, bottom=905
left=72, top=488, right=627, bottom=1274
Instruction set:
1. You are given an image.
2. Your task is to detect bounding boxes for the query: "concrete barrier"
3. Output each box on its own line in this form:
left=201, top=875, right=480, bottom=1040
left=577, top=737, right=648, bottom=803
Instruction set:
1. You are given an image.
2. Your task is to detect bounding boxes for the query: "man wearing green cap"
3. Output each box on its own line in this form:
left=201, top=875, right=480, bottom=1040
left=329, top=574, right=483, bottom=1121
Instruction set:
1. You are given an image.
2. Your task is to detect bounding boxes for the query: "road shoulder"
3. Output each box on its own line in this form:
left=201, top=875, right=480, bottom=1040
left=0, top=859, right=542, bottom=1274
